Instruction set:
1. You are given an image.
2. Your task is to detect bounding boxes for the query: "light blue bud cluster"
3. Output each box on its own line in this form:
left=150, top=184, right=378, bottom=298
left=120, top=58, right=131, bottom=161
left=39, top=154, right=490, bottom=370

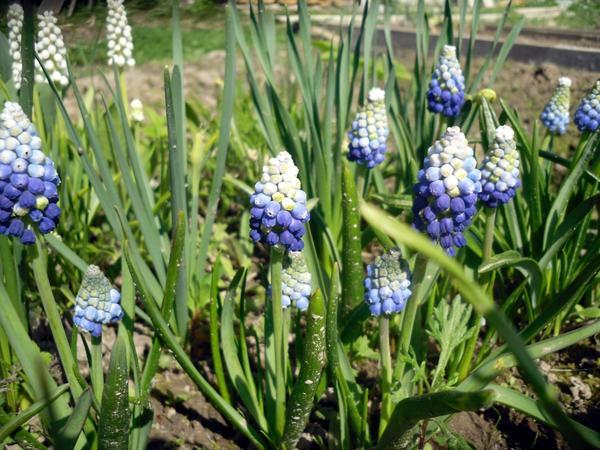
left=574, top=79, right=600, bottom=133
left=427, top=45, right=466, bottom=118
left=479, top=125, right=521, bottom=208
left=540, top=76, right=571, bottom=135
left=347, top=88, right=389, bottom=168
left=249, top=151, right=309, bottom=252
left=281, top=251, right=312, bottom=311
left=364, top=248, right=411, bottom=316
left=412, top=127, right=481, bottom=256
left=0, top=102, right=61, bottom=244
left=73, top=265, right=124, bottom=337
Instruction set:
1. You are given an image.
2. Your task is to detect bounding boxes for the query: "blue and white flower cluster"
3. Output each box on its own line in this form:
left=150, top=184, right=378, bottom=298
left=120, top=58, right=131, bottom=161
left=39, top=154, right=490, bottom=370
left=427, top=45, right=466, bottom=118
left=34, top=11, right=69, bottom=87
left=479, top=125, right=520, bottom=208
left=7, top=3, right=23, bottom=90
left=250, top=151, right=309, bottom=252
left=0, top=102, right=60, bottom=244
left=364, top=248, right=411, bottom=316
left=412, top=126, right=481, bottom=256
left=106, top=0, right=135, bottom=68
left=540, top=76, right=571, bottom=135
left=347, top=88, right=389, bottom=168
left=73, top=265, right=124, bottom=337
left=574, top=79, right=600, bottom=133
left=281, top=251, right=312, bottom=311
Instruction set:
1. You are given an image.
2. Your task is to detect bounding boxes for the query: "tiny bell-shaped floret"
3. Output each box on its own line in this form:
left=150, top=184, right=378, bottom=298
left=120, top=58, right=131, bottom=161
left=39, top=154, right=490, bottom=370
left=7, top=3, right=24, bottom=90
left=540, top=76, right=571, bottom=135
left=479, top=125, right=521, bottom=208
left=346, top=88, right=389, bottom=168
left=280, top=251, right=312, bottom=311
left=427, top=45, right=466, bottom=118
left=412, top=126, right=481, bottom=256
left=34, top=11, right=69, bottom=87
left=73, top=265, right=124, bottom=337
left=106, top=0, right=135, bottom=68
left=249, top=151, right=309, bottom=252
left=364, top=248, right=411, bottom=317
left=574, top=79, right=600, bottom=133
left=130, top=98, right=144, bottom=123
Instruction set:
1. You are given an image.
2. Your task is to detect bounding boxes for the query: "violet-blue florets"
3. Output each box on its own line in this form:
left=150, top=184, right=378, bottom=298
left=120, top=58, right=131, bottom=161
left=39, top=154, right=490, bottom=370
left=364, top=248, right=411, bottom=316
left=540, top=77, right=571, bottom=135
left=574, top=79, right=600, bottom=133
left=427, top=45, right=466, bottom=118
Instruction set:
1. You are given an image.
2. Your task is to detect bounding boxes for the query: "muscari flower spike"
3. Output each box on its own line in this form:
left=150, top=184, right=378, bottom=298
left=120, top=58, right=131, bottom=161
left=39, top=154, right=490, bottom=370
left=346, top=88, right=389, bottom=168
left=281, top=251, right=312, bottom=311
left=364, top=248, right=411, bottom=317
left=73, top=265, right=123, bottom=337
left=249, top=151, right=309, bottom=252
left=574, top=79, right=600, bottom=133
left=427, top=45, right=466, bottom=118
left=7, top=3, right=23, bottom=90
left=540, top=76, right=571, bottom=135
left=34, top=11, right=69, bottom=87
left=106, top=0, right=135, bottom=68
left=0, top=102, right=61, bottom=244
left=412, top=126, right=482, bottom=256
left=479, top=125, right=521, bottom=208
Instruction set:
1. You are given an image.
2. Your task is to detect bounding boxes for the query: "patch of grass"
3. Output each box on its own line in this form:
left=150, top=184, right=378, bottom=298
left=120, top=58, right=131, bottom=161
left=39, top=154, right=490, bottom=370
left=556, top=0, right=600, bottom=30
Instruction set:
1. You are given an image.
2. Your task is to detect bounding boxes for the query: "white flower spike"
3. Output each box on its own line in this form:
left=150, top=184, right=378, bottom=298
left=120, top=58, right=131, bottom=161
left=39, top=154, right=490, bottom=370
left=106, top=0, right=135, bottom=68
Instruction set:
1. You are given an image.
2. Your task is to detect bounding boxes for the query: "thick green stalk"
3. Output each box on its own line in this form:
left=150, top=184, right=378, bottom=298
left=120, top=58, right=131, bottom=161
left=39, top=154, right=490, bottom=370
left=270, top=247, right=286, bottom=442
left=378, top=317, right=393, bottom=437
left=91, top=335, right=104, bottom=403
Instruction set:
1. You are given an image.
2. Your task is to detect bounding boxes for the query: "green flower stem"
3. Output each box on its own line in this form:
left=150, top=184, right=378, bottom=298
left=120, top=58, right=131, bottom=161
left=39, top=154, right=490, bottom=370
left=378, top=317, right=393, bottom=437
left=0, top=240, right=24, bottom=324
left=91, top=335, right=104, bottom=403
left=270, top=247, right=286, bottom=443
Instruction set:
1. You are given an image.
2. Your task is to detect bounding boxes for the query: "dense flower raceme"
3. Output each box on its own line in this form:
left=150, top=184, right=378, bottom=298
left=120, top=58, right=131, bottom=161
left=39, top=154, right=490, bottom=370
left=427, top=45, right=466, bottom=118
left=540, top=76, right=571, bottom=135
left=412, top=126, right=482, bottom=256
left=7, top=3, right=23, bottom=90
left=0, top=102, right=61, bottom=244
left=130, top=98, right=144, bottom=123
left=106, top=0, right=135, bottom=67
left=73, top=265, right=124, bottom=337
left=347, top=88, right=389, bottom=168
left=574, top=79, right=600, bottom=133
left=34, top=11, right=69, bottom=87
left=479, top=125, right=521, bottom=208
left=364, top=248, right=412, bottom=316
left=281, top=251, right=312, bottom=311
left=249, top=151, right=309, bottom=252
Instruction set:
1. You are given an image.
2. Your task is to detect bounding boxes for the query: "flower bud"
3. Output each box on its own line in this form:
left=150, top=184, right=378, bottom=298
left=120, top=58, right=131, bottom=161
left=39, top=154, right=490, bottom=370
left=364, top=248, right=411, bottom=316
left=427, top=45, right=466, bottom=118
left=107, top=0, right=135, bottom=68
left=574, top=79, right=600, bottom=133
left=540, top=77, right=571, bottom=135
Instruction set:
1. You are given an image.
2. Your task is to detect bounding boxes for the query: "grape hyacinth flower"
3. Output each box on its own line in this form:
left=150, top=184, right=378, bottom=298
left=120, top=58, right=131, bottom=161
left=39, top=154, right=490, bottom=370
left=364, top=248, right=411, bottom=316
left=540, top=76, right=571, bottom=135
left=73, top=265, right=124, bottom=337
left=412, top=127, right=482, bottom=256
left=0, top=102, right=61, bottom=244
left=346, top=88, right=389, bottom=168
left=249, top=151, right=309, bottom=252
left=7, top=3, right=23, bottom=90
left=574, top=79, right=600, bottom=133
left=130, top=98, right=144, bottom=123
left=106, top=0, right=135, bottom=68
left=427, top=45, right=466, bottom=118
left=34, top=11, right=69, bottom=87
left=281, top=251, right=312, bottom=311
left=479, top=125, right=521, bottom=208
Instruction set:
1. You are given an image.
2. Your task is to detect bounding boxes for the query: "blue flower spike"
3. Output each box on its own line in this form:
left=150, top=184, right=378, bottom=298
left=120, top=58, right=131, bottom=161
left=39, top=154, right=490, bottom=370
left=73, top=265, right=124, bottom=337
left=412, top=126, right=482, bottom=256
left=281, top=251, right=312, bottom=311
left=479, top=125, right=521, bottom=208
left=347, top=87, right=389, bottom=168
left=427, top=45, right=466, bottom=118
left=0, top=102, right=61, bottom=244
left=364, top=248, right=411, bottom=317
left=574, top=79, right=600, bottom=133
left=540, top=76, right=571, bottom=135
left=249, top=151, right=309, bottom=251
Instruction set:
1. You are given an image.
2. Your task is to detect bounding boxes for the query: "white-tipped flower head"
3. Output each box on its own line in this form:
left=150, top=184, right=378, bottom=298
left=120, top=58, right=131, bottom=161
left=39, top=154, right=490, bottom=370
left=130, top=98, right=144, bottom=123
left=7, top=3, right=24, bottom=89
left=281, top=251, right=312, bottom=311
left=574, top=79, right=600, bottom=133
left=412, top=126, right=481, bottom=256
left=73, top=265, right=123, bottom=337
left=540, top=76, right=571, bottom=135
left=427, top=45, right=466, bottom=118
left=106, top=0, right=135, bottom=68
left=250, top=151, right=309, bottom=251
left=347, top=87, right=389, bottom=168
left=364, top=248, right=411, bottom=316
left=479, top=125, right=521, bottom=208
left=34, top=11, right=69, bottom=87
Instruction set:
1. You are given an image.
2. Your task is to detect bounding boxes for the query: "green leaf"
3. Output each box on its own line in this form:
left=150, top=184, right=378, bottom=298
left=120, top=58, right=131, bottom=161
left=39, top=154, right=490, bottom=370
left=56, top=388, right=93, bottom=449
